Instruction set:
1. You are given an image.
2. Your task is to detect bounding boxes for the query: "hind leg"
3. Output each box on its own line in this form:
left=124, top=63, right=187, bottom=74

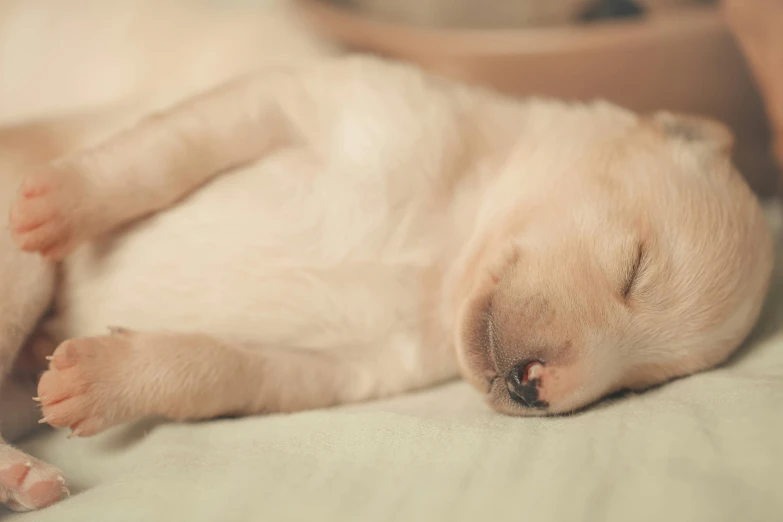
left=0, top=214, right=62, bottom=510
left=0, top=123, right=59, bottom=409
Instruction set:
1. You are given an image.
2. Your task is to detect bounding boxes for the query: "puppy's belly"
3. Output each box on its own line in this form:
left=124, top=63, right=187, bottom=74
left=51, top=152, right=437, bottom=359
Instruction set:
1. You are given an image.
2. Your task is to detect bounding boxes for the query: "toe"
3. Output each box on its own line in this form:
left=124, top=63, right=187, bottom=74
left=19, top=174, right=58, bottom=198
left=0, top=462, right=31, bottom=489
left=49, top=339, right=87, bottom=370
left=23, top=477, right=68, bottom=509
left=15, top=221, right=67, bottom=254
left=38, top=367, right=88, bottom=406
left=68, top=416, right=107, bottom=438
left=9, top=197, right=60, bottom=234
left=5, top=478, right=68, bottom=511
left=40, top=395, right=92, bottom=429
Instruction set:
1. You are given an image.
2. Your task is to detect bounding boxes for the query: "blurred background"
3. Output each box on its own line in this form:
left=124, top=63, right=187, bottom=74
left=0, top=0, right=780, bottom=196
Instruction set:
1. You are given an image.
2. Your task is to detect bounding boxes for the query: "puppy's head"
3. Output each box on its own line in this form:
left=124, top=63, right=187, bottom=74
left=455, top=103, right=773, bottom=416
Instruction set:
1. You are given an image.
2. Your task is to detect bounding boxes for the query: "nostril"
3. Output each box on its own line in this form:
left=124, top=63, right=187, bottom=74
left=509, top=360, right=544, bottom=386
left=522, top=360, right=544, bottom=385
left=505, top=360, right=548, bottom=409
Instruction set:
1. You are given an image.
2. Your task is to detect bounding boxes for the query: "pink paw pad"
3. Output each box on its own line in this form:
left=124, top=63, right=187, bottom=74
left=0, top=448, right=68, bottom=511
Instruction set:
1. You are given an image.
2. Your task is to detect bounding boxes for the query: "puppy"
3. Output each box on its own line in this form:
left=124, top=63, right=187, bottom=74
left=0, top=55, right=772, bottom=510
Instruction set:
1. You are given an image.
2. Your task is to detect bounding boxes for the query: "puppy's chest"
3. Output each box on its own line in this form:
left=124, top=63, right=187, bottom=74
left=56, top=149, right=452, bottom=351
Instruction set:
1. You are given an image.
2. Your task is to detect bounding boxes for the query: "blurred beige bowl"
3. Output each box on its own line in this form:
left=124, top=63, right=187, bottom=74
left=294, top=0, right=777, bottom=196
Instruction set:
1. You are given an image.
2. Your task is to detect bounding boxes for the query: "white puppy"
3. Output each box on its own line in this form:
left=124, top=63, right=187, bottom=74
left=0, top=48, right=771, bottom=516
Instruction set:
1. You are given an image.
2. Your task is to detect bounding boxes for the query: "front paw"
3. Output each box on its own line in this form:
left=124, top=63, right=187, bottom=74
left=9, top=165, right=91, bottom=260
left=37, top=331, right=134, bottom=437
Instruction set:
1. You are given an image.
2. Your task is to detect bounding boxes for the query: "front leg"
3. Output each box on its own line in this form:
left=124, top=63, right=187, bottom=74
left=10, top=57, right=472, bottom=260
left=36, top=329, right=427, bottom=437
left=10, top=66, right=312, bottom=259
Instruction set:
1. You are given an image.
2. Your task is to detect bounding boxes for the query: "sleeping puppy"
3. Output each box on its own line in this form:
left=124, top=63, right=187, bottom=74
left=0, top=55, right=772, bottom=509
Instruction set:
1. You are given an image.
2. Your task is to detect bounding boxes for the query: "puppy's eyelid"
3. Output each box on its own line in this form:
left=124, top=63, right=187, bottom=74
left=622, top=243, right=644, bottom=300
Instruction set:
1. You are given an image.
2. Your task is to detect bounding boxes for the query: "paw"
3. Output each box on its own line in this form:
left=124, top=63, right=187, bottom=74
left=0, top=444, right=68, bottom=511
left=37, top=331, right=134, bottom=437
left=9, top=166, right=90, bottom=260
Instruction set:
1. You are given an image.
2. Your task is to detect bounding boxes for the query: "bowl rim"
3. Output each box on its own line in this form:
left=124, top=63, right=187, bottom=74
left=294, top=0, right=725, bottom=57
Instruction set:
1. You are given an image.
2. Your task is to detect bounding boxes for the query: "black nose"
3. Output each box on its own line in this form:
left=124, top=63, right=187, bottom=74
left=505, top=360, right=548, bottom=409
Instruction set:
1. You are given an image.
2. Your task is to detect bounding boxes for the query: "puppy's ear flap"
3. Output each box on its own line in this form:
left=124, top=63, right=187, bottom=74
left=650, top=112, right=734, bottom=155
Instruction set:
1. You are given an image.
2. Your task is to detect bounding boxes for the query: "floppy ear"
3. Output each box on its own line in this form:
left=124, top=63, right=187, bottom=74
left=650, top=111, right=735, bottom=155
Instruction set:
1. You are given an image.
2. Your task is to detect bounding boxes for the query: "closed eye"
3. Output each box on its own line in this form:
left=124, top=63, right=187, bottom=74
left=621, top=243, right=644, bottom=300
